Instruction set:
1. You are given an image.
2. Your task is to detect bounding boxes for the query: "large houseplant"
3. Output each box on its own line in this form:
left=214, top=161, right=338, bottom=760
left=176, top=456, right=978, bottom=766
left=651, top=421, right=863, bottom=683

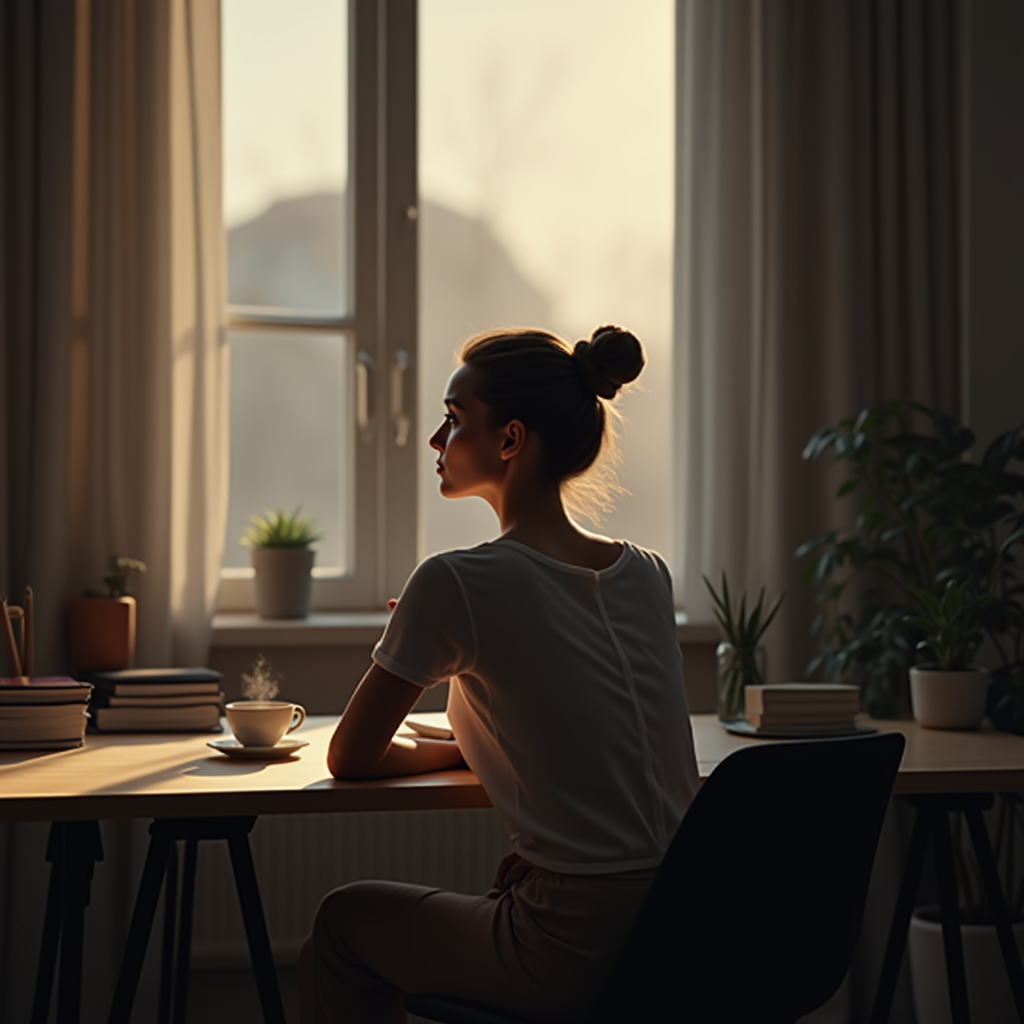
left=797, top=401, right=1024, bottom=724
left=68, top=556, right=147, bottom=671
left=242, top=508, right=322, bottom=619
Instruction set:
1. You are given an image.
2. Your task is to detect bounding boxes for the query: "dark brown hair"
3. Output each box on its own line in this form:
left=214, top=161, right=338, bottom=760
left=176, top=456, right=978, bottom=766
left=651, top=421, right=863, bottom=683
left=459, top=325, right=645, bottom=518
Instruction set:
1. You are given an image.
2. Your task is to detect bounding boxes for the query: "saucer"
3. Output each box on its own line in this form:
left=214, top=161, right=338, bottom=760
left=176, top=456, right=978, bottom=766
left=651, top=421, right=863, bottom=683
left=207, top=737, right=309, bottom=759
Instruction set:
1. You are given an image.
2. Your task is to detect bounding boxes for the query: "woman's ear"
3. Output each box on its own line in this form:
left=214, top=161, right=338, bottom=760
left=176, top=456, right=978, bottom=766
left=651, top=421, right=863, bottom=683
left=500, top=419, right=527, bottom=461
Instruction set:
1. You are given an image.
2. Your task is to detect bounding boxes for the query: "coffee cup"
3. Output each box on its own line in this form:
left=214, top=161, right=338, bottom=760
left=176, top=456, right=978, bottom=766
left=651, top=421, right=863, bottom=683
left=225, top=701, right=306, bottom=747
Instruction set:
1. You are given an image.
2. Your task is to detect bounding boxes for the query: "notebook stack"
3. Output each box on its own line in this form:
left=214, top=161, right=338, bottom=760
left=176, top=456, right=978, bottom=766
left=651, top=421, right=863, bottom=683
left=744, top=683, right=861, bottom=736
left=0, top=677, right=92, bottom=749
left=85, top=668, right=224, bottom=732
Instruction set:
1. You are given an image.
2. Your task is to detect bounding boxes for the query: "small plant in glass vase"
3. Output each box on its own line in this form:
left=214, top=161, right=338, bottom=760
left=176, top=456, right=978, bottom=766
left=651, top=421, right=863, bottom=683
left=241, top=508, right=323, bottom=619
left=703, top=573, right=784, bottom=723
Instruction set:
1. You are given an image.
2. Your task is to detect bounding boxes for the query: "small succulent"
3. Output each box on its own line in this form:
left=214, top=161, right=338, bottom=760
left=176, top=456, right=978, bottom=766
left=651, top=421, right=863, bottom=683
left=85, top=555, right=147, bottom=598
left=241, top=508, right=322, bottom=549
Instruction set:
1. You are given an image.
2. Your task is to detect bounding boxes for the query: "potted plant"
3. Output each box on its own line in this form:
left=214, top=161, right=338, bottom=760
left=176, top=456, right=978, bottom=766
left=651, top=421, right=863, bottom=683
left=797, top=401, right=1024, bottom=723
left=241, top=508, right=322, bottom=619
left=68, top=556, right=147, bottom=671
left=703, top=573, right=784, bottom=722
left=905, top=577, right=992, bottom=729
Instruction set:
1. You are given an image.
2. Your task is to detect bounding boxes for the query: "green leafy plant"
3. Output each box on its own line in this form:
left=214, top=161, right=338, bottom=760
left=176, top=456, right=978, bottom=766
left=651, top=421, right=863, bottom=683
left=797, top=400, right=1024, bottom=721
left=241, top=508, right=322, bottom=549
left=905, top=578, right=991, bottom=670
left=703, top=573, right=784, bottom=720
left=84, top=555, right=147, bottom=598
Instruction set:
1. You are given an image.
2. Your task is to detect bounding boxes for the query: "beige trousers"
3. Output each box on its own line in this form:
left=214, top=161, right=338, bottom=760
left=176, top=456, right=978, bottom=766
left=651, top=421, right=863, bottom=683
left=300, top=852, right=654, bottom=1024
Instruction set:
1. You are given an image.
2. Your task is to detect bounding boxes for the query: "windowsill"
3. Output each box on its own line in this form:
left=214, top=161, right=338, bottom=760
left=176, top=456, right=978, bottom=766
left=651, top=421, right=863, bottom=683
left=211, top=611, right=721, bottom=648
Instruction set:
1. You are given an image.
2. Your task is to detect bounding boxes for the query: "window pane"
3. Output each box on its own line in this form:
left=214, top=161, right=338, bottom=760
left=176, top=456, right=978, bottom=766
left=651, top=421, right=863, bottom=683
left=418, top=0, right=674, bottom=559
left=223, top=331, right=351, bottom=573
left=222, top=0, right=350, bottom=316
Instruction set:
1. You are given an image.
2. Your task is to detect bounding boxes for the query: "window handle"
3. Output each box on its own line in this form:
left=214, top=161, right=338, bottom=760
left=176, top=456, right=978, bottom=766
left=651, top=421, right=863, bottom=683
left=356, top=350, right=375, bottom=441
left=392, top=349, right=411, bottom=447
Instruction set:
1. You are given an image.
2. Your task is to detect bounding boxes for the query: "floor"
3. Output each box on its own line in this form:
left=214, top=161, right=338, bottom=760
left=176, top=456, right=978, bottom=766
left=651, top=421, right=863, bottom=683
left=186, top=966, right=432, bottom=1024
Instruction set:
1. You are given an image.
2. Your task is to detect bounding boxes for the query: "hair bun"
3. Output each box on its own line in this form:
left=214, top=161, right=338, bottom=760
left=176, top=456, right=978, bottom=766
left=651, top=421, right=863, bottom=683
left=573, top=326, right=645, bottom=399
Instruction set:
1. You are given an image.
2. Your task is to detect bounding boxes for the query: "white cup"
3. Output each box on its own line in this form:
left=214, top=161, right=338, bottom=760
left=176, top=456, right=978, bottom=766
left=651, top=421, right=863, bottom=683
left=225, top=701, right=306, bottom=747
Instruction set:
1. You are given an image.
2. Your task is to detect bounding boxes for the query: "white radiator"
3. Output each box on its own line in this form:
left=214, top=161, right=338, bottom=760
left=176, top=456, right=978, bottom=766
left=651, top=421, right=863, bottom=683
left=189, top=809, right=511, bottom=967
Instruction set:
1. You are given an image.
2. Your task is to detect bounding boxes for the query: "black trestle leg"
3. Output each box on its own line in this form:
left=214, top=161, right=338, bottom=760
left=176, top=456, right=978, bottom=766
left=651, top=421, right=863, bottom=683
left=108, top=827, right=175, bottom=1024
left=172, top=838, right=198, bottom=1024
left=31, top=822, right=104, bottom=1024
left=158, top=842, right=179, bottom=1024
left=965, top=805, right=1024, bottom=1020
left=32, top=825, right=66, bottom=1024
left=870, top=804, right=929, bottom=1024
left=228, top=831, right=286, bottom=1024
left=931, top=805, right=970, bottom=1024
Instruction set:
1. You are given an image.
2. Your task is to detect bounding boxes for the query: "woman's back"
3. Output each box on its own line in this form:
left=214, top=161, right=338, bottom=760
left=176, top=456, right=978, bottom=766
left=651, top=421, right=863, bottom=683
left=374, top=538, right=700, bottom=873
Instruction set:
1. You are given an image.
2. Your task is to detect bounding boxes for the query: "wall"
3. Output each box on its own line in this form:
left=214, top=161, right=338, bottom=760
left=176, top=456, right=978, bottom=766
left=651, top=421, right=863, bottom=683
left=966, top=0, right=1024, bottom=450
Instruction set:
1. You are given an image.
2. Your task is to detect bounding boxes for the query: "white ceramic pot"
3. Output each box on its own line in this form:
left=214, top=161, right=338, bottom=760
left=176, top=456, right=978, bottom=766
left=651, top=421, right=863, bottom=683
left=909, top=666, right=989, bottom=730
left=251, top=547, right=315, bottom=618
left=909, top=905, right=1024, bottom=1024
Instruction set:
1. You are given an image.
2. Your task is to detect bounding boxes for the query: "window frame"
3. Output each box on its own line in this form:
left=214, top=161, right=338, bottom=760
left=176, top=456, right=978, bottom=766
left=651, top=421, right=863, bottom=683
left=218, top=0, right=418, bottom=613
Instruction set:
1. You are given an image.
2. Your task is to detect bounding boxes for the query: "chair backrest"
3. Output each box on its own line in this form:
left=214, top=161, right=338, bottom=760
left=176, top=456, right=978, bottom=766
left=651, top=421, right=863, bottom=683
left=591, top=732, right=905, bottom=1024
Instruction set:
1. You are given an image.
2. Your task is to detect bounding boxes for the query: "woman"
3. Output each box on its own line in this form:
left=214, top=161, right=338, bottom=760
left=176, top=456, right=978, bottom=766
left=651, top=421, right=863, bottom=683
left=302, top=326, right=699, bottom=1024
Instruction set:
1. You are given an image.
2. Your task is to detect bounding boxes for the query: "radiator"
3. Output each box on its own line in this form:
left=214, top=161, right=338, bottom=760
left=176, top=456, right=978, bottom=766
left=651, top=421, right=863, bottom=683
left=189, top=809, right=511, bottom=967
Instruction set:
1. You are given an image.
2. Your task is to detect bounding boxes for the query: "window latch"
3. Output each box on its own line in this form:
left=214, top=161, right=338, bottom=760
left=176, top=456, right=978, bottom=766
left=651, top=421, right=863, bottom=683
left=392, top=349, right=411, bottom=447
left=356, top=350, right=376, bottom=442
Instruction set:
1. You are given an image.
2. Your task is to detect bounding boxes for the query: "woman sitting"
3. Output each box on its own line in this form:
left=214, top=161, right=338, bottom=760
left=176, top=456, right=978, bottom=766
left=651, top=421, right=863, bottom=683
left=301, top=325, right=699, bottom=1024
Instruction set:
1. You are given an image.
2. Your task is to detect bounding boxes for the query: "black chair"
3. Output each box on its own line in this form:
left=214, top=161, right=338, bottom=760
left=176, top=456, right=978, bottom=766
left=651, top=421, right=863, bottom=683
left=406, top=731, right=905, bottom=1024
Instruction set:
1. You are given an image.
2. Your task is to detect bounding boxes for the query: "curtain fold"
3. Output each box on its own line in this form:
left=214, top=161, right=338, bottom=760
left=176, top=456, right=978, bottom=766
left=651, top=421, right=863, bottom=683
left=674, top=0, right=963, bottom=685
left=1, top=0, right=227, bottom=673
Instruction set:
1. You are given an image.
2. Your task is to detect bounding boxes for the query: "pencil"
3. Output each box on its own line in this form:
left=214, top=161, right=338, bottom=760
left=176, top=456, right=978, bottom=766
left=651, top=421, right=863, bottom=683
left=0, top=599, right=21, bottom=677
left=23, top=587, right=33, bottom=678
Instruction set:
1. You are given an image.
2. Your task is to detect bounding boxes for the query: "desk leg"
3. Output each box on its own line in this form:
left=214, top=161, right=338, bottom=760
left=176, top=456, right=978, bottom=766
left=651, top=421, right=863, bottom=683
left=965, top=805, right=1024, bottom=1019
left=108, top=828, right=174, bottom=1024
left=931, top=805, right=970, bottom=1024
left=31, top=822, right=103, bottom=1024
left=172, top=838, right=198, bottom=1024
left=158, top=842, right=179, bottom=1024
left=870, top=806, right=929, bottom=1024
left=228, top=831, right=286, bottom=1024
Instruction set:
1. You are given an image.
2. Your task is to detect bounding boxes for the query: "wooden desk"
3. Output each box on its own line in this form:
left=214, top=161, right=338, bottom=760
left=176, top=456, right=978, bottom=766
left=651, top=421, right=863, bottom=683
left=2, top=715, right=1023, bottom=826
left=692, top=716, right=1024, bottom=796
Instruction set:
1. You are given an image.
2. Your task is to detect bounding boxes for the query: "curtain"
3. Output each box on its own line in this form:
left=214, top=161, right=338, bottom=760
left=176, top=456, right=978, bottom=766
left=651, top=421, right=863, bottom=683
left=0, top=0, right=227, bottom=673
left=674, top=0, right=964, bottom=688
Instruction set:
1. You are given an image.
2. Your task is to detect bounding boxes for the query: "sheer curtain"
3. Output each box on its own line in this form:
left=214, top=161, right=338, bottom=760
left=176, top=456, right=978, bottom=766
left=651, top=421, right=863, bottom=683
left=0, top=0, right=227, bottom=673
left=674, top=0, right=964, bottom=685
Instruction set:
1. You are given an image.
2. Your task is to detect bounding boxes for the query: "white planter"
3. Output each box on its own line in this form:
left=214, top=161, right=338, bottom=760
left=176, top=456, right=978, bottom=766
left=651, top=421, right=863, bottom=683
left=251, top=547, right=315, bottom=618
left=909, top=666, right=989, bottom=730
left=909, top=905, right=1024, bottom=1024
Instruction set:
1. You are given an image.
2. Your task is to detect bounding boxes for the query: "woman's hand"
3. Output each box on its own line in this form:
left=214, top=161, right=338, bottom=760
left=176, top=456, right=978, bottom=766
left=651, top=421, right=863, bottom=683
left=327, top=663, right=463, bottom=779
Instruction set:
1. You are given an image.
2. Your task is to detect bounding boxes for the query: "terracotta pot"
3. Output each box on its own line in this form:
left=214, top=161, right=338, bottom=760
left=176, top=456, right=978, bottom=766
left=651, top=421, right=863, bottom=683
left=251, top=547, right=315, bottom=618
left=909, top=905, right=1024, bottom=1024
left=68, top=597, right=136, bottom=671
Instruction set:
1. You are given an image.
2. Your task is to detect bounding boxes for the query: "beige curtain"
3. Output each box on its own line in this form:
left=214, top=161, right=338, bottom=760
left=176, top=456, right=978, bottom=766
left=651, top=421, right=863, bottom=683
left=674, top=0, right=964, bottom=688
left=1, top=0, right=227, bottom=673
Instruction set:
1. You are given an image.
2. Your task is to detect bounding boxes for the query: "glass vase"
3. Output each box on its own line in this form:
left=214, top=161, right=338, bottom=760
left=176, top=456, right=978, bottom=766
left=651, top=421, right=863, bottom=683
left=716, top=642, right=768, bottom=722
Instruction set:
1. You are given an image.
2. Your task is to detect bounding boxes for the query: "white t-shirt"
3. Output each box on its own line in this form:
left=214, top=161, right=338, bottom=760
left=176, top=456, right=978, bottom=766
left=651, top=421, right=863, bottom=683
left=372, top=538, right=700, bottom=875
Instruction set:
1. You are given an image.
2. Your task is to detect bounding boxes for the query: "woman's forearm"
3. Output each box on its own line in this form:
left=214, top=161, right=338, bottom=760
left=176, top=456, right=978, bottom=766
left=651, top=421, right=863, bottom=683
left=330, top=735, right=462, bottom=780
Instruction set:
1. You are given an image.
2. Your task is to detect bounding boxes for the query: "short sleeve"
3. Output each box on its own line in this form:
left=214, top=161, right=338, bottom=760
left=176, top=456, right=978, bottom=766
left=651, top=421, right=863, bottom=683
left=372, top=555, right=477, bottom=688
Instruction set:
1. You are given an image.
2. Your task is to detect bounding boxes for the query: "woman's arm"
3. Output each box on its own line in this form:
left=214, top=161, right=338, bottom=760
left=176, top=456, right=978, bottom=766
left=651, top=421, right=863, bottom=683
left=327, top=663, right=463, bottom=779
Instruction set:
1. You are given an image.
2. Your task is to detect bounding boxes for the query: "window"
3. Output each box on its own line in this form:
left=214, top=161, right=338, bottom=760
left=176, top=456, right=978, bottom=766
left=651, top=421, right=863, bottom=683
left=220, top=0, right=674, bottom=612
left=220, top=0, right=418, bottom=611
left=418, top=0, right=675, bottom=559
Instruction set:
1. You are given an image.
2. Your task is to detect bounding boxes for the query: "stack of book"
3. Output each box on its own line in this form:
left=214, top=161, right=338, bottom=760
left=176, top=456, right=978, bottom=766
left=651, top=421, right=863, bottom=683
left=744, top=683, right=861, bottom=736
left=0, top=677, right=92, bottom=749
left=85, top=668, right=224, bottom=733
